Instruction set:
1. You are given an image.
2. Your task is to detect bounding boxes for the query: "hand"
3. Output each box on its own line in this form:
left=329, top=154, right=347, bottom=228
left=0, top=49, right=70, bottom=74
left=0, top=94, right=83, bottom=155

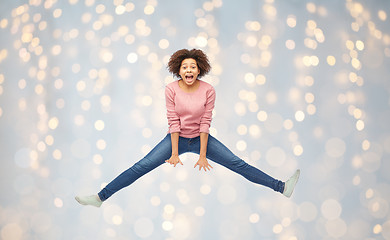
left=165, top=154, right=183, bottom=167
left=194, top=155, right=213, bottom=172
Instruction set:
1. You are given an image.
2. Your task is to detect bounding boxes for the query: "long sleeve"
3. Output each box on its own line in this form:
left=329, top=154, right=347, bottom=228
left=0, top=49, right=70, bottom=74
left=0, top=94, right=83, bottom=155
left=165, top=85, right=181, bottom=133
left=199, top=87, right=216, bottom=133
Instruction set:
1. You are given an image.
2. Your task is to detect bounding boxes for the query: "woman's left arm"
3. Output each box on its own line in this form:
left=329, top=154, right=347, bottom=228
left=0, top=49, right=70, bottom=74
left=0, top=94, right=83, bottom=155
left=194, top=132, right=213, bottom=171
left=194, top=87, right=216, bottom=171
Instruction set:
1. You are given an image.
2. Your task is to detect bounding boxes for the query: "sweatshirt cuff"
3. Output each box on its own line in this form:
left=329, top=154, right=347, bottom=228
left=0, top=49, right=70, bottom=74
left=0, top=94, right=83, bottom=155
left=199, top=124, right=210, bottom=133
left=169, top=126, right=181, bottom=133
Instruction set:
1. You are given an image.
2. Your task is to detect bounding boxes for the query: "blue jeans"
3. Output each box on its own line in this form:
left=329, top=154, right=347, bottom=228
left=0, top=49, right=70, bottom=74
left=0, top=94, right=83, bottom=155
left=98, top=134, right=285, bottom=201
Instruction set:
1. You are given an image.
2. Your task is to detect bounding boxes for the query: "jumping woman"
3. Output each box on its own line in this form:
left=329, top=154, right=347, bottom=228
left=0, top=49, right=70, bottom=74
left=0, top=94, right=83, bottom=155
left=75, top=49, right=300, bottom=208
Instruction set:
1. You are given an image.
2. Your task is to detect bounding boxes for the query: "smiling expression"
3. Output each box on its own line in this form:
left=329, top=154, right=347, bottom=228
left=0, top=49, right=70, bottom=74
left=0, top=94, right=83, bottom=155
left=179, top=58, right=200, bottom=86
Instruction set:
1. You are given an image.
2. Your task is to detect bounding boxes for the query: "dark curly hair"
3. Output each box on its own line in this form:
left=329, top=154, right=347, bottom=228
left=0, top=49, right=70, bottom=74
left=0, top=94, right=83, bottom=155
left=167, top=49, right=211, bottom=79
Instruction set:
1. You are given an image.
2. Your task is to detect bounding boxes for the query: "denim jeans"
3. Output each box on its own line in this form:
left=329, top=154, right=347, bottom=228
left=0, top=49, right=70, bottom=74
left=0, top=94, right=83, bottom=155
left=98, top=134, right=285, bottom=201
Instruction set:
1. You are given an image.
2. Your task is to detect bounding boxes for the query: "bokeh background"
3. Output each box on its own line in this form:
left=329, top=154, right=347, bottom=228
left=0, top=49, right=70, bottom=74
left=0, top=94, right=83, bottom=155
left=1, top=0, right=390, bottom=239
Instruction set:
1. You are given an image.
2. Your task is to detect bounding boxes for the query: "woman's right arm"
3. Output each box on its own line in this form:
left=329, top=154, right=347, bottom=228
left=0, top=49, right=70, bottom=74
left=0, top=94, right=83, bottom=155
left=165, top=85, right=183, bottom=166
left=165, top=132, right=183, bottom=166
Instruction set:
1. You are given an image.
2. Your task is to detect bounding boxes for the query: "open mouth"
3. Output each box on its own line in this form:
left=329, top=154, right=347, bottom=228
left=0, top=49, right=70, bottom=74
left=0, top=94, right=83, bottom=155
left=185, top=75, right=194, bottom=81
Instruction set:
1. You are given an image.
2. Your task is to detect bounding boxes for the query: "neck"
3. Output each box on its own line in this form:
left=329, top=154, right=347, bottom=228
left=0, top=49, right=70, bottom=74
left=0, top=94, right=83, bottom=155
left=179, top=79, right=200, bottom=92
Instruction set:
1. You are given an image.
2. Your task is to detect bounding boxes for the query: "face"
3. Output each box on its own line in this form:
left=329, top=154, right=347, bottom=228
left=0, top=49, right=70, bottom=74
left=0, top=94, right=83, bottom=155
left=179, top=58, right=200, bottom=86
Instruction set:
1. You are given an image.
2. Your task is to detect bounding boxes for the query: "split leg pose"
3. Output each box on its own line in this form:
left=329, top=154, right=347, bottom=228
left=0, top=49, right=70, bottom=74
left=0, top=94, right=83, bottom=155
left=76, top=49, right=300, bottom=207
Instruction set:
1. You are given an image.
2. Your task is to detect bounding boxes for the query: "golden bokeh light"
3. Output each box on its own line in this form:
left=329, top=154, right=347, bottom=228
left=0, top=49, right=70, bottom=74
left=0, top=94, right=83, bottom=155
left=0, top=1, right=389, bottom=239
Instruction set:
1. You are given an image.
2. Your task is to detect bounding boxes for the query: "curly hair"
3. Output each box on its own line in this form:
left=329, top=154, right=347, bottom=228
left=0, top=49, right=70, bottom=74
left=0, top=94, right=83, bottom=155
left=167, top=49, right=211, bottom=79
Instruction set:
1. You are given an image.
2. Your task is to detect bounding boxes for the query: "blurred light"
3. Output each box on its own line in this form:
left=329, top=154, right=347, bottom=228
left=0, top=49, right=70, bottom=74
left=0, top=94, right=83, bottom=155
left=96, top=4, right=105, bottom=14
left=356, top=120, right=365, bottom=131
left=159, top=38, right=169, bottom=49
left=378, top=10, right=387, bottom=21
left=48, top=117, right=59, bottom=129
left=257, top=111, right=268, bottom=122
left=125, top=3, right=135, bottom=12
left=142, top=95, right=153, bottom=106
left=244, top=72, right=255, bottom=84
left=200, top=184, right=211, bottom=195
left=263, top=4, right=277, bottom=17
left=256, top=74, right=266, bottom=85
left=164, top=204, right=175, bottom=214
left=307, top=104, right=316, bottom=115
left=94, top=120, right=105, bottom=131
left=283, top=119, right=293, bottom=130
left=295, top=110, right=305, bottom=122
left=373, top=224, right=382, bottom=234
left=237, top=124, right=247, bottom=135
left=52, top=149, right=62, bottom=160
left=0, top=223, right=23, bottom=240
left=54, top=197, right=63, bottom=208
left=96, top=139, right=107, bottom=150
left=0, top=1, right=389, bottom=239
left=351, top=58, right=361, bottom=70
left=162, top=221, right=173, bottom=231
left=93, top=154, right=103, bottom=165
left=362, top=140, right=370, bottom=151
left=234, top=102, right=246, bottom=116
left=287, top=15, right=297, bottom=28
left=144, top=5, right=155, bottom=15
left=327, top=55, right=336, bottom=66
left=203, top=2, right=214, bottom=11
left=194, top=206, right=205, bottom=217
left=265, top=91, right=277, bottom=104
left=236, top=140, right=247, bottom=151
left=142, top=128, right=152, bottom=138
left=293, top=145, right=303, bottom=156
left=112, top=215, right=123, bottom=225
left=245, top=21, right=261, bottom=31
left=81, top=12, right=92, bottom=23
left=160, top=182, right=170, bottom=192
left=356, top=40, right=364, bottom=50
left=306, top=2, right=316, bottom=13
left=195, top=36, right=208, bottom=47
left=53, top=9, right=62, bottom=18
left=249, top=213, right=259, bottom=223
left=138, top=45, right=149, bottom=56
left=0, top=18, right=8, bottom=28
left=81, top=100, right=91, bottom=111
left=150, top=196, right=161, bottom=206
left=127, top=52, right=138, bottom=63
left=285, top=39, right=295, bottom=50
left=346, top=40, right=354, bottom=50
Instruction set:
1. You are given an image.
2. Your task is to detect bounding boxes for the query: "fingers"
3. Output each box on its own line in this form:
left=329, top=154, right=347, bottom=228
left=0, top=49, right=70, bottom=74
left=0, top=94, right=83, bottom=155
left=165, top=158, right=183, bottom=167
left=194, top=162, right=213, bottom=171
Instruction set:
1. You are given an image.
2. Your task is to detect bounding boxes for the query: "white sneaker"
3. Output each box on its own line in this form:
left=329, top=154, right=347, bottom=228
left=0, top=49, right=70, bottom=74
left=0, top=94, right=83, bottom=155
left=75, top=195, right=102, bottom=208
left=283, top=169, right=300, bottom=198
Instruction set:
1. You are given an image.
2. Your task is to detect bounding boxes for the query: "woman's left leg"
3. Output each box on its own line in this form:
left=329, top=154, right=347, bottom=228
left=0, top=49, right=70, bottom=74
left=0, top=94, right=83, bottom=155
left=192, top=135, right=285, bottom=193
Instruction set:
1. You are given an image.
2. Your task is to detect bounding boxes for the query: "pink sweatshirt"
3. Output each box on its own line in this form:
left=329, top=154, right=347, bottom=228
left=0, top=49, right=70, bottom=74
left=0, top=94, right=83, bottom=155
left=165, top=80, right=216, bottom=138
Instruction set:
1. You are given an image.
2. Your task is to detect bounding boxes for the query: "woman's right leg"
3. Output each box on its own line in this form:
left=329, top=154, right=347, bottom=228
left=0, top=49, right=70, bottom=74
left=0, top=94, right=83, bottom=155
left=97, top=134, right=173, bottom=201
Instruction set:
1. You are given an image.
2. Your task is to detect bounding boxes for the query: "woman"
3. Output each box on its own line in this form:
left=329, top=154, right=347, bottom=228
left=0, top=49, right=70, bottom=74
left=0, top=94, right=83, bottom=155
left=75, top=49, right=300, bottom=208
